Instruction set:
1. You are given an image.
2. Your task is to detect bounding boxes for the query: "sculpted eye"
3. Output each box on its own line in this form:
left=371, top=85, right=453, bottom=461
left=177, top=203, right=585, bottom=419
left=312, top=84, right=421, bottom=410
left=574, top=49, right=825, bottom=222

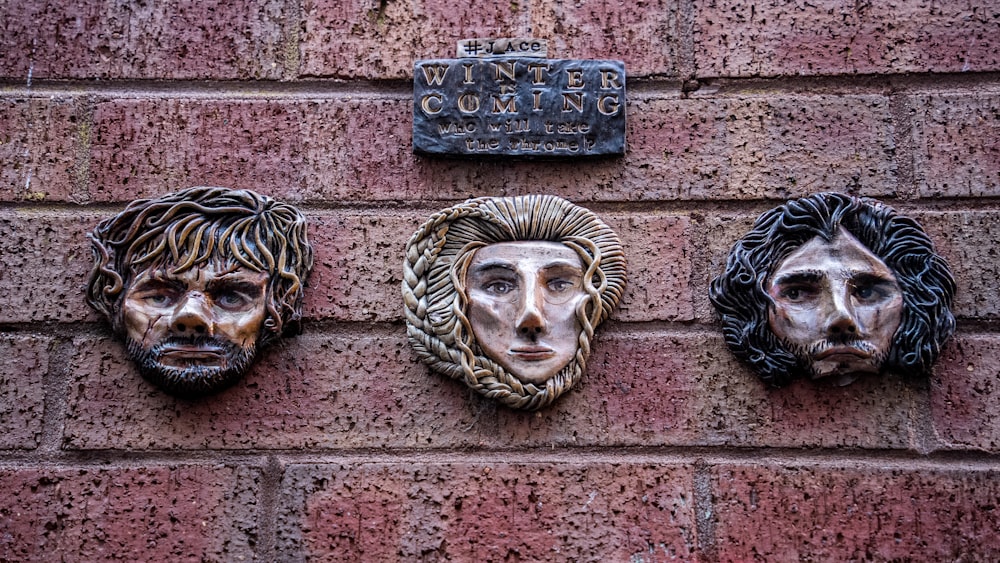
left=147, top=293, right=173, bottom=306
left=852, top=280, right=892, bottom=303
left=217, top=292, right=247, bottom=307
left=485, top=280, right=515, bottom=295
left=779, top=285, right=815, bottom=302
left=549, top=279, right=573, bottom=292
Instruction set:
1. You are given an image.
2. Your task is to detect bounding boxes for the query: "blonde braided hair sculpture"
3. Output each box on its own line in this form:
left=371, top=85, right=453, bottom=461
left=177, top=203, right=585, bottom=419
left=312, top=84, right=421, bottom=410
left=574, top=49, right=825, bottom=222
left=402, top=195, right=626, bottom=410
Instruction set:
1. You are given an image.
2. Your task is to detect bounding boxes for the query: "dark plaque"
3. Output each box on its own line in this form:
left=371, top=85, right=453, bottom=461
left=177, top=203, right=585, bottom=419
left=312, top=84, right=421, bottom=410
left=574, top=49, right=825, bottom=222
left=413, top=58, right=626, bottom=158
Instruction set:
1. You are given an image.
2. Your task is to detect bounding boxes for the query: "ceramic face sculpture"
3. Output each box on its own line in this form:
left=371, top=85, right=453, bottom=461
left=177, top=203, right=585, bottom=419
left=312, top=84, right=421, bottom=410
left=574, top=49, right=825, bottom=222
left=87, top=187, right=314, bottom=397
left=710, top=192, right=955, bottom=386
left=402, top=195, right=626, bottom=410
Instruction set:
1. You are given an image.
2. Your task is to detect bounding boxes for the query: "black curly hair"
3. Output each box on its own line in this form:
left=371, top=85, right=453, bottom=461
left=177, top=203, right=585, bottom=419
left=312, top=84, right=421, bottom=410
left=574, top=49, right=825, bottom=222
left=709, top=192, right=955, bottom=386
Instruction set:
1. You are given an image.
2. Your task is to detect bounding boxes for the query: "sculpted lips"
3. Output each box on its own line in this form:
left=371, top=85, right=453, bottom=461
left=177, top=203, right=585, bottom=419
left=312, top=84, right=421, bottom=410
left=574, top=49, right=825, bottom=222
left=509, top=346, right=556, bottom=361
left=159, top=344, right=226, bottom=365
left=814, top=345, right=872, bottom=360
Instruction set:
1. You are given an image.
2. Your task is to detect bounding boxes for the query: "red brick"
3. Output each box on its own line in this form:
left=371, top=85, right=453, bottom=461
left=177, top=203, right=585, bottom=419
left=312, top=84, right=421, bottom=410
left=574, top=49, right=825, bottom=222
left=607, top=332, right=917, bottom=449
left=64, top=332, right=462, bottom=450
left=605, top=213, right=694, bottom=322
left=88, top=94, right=897, bottom=205
left=276, top=462, right=698, bottom=561
left=694, top=0, right=1000, bottom=77
left=914, top=210, right=1000, bottom=320
left=306, top=210, right=420, bottom=323
left=0, top=98, right=80, bottom=202
left=0, top=335, right=49, bottom=450
left=712, top=464, right=1000, bottom=561
left=0, top=211, right=100, bottom=324
left=530, top=0, right=680, bottom=76
left=65, top=331, right=916, bottom=450
left=88, top=99, right=309, bottom=203
left=301, top=0, right=530, bottom=79
left=0, top=0, right=290, bottom=80
left=696, top=213, right=757, bottom=322
left=913, top=93, right=1000, bottom=198
left=0, top=465, right=259, bottom=561
left=930, top=335, right=1000, bottom=451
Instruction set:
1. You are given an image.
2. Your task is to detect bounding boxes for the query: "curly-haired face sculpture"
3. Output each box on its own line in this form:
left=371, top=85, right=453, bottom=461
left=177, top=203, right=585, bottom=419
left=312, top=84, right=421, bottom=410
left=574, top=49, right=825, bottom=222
left=87, top=187, right=314, bottom=397
left=710, top=192, right=955, bottom=387
left=403, top=195, right=626, bottom=411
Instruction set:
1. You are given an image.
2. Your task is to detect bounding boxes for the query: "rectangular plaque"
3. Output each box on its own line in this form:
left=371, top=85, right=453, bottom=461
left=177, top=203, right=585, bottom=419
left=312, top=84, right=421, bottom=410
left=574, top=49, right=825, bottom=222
left=413, top=58, right=626, bottom=158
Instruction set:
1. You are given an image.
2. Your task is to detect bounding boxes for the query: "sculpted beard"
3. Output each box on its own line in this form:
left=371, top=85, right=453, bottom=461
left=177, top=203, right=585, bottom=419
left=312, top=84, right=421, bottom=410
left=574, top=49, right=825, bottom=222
left=125, top=335, right=258, bottom=396
left=781, top=336, right=887, bottom=378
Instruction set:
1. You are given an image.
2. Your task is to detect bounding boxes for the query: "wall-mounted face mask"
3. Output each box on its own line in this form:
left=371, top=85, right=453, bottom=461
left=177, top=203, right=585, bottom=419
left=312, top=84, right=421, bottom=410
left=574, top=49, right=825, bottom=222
left=710, top=192, right=956, bottom=387
left=402, top=195, right=626, bottom=410
left=86, top=187, right=314, bottom=397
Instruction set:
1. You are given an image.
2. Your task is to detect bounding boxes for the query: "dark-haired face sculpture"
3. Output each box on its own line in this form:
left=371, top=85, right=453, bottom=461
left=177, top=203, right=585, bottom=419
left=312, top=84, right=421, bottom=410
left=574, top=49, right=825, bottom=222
left=465, top=241, right=587, bottom=384
left=122, top=259, right=269, bottom=394
left=766, top=227, right=903, bottom=382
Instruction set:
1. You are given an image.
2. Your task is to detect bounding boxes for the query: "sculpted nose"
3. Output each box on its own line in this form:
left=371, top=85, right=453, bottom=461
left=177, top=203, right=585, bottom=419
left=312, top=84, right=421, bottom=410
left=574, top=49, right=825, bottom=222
left=825, top=286, right=858, bottom=337
left=171, top=293, right=214, bottom=337
left=516, top=286, right=547, bottom=337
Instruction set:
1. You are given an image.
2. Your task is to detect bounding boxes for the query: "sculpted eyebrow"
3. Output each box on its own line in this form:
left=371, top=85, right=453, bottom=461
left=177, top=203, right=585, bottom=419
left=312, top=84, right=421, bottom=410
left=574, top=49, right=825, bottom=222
left=849, top=272, right=896, bottom=285
left=134, top=275, right=183, bottom=290
left=470, top=261, right=517, bottom=274
left=773, top=271, right=824, bottom=285
left=541, top=260, right=584, bottom=272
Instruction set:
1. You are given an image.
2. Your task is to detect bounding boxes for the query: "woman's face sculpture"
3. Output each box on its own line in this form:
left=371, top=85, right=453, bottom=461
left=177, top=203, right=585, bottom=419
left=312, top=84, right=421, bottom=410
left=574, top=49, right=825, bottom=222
left=766, top=228, right=904, bottom=383
left=402, top=194, right=627, bottom=410
left=465, top=241, right=587, bottom=384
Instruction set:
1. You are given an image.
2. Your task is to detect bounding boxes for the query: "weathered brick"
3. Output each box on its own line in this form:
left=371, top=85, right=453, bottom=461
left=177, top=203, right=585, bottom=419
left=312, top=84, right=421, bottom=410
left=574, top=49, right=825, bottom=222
left=605, top=212, right=694, bottom=322
left=530, top=0, right=680, bottom=76
left=0, top=465, right=259, bottom=561
left=0, top=98, right=80, bottom=202
left=88, top=94, right=898, bottom=205
left=930, top=335, right=1000, bottom=451
left=712, top=464, right=1000, bottom=561
left=301, top=0, right=530, bottom=79
left=913, top=92, right=1000, bottom=198
left=615, top=332, right=918, bottom=449
left=88, top=99, right=309, bottom=203
left=914, top=210, right=1000, bottom=320
left=0, top=0, right=290, bottom=80
left=65, top=331, right=917, bottom=450
left=694, top=0, right=1000, bottom=78
left=0, top=211, right=100, bottom=324
left=306, top=210, right=420, bottom=323
left=696, top=213, right=758, bottom=322
left=0, top=335, right=49, bottom=450
left=276, top=462, right=698, bottom=561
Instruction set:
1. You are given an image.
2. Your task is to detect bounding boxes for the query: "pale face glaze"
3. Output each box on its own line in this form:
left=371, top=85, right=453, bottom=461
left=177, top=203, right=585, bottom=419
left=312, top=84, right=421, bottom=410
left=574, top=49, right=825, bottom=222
left=122, top=260, right=269, bottom=392
left=466, top=241, right=588, bottom=385
left=766, top=228, right=903, bottom=383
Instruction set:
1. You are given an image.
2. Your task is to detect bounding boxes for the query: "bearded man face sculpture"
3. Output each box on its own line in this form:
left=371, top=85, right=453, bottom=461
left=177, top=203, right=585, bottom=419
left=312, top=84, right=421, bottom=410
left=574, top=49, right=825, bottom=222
left=710, top=192, right=956, bottom=387
left=402, top=195, right=626, bottom=411
left=87, top=187, right=314, bottom=397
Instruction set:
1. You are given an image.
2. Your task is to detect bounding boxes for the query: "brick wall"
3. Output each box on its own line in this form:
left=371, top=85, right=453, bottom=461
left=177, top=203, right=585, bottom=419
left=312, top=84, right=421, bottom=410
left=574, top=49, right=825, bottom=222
left=2, top=1, right=999, bottom=560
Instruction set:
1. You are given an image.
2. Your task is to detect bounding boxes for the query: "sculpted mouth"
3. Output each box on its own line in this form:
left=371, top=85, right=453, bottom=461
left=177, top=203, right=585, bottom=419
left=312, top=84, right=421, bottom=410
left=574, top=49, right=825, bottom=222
left=509, top=347, right=556, bottom=361
left=814, top=346, right=872, bottom=360
left=159, top=345, right=226, bottom=364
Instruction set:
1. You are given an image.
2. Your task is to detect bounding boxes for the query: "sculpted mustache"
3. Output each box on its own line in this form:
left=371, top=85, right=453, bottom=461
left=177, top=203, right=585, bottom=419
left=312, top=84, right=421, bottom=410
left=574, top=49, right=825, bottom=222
left=151, top=336, right=237, bottom=352
left=806, top=339, right=877, bottom=357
